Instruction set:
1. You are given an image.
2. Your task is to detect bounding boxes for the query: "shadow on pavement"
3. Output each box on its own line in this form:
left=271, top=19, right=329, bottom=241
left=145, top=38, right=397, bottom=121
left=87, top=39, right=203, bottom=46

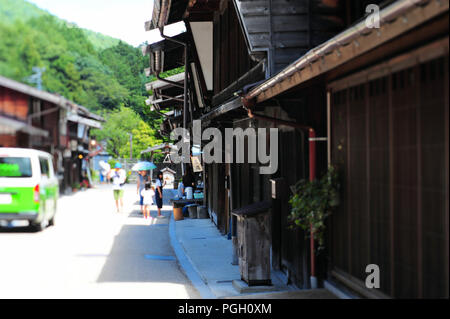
left=95, top=208, right=188, bottom=285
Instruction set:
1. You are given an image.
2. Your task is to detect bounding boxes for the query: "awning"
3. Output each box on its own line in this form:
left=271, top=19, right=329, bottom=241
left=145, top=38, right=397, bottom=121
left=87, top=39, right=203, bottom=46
left=67, top=114, right=102, bottom=129
left=145, top=0, right=189, bottom=31
left=145, top=72, right=185, bottom=91
left=143, top=33, right=186, bottom=86
left=146, top=95, right=183, bottom=107
left=199, top=97, right=243, bottom=123
left=141, top=143, right=179, bottom=154
left=0, top=116, right=49, bottom=137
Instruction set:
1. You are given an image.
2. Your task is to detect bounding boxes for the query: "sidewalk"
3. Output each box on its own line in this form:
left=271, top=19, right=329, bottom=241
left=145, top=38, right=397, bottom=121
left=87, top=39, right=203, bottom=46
left=169, top=211, right=339, bottom=299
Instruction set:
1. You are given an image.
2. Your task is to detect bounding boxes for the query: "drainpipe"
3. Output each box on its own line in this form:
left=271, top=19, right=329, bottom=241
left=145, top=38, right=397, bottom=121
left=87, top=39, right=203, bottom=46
left=154, top=50, right=185, bottom=90
left=246, top=106, right=326, bottom=289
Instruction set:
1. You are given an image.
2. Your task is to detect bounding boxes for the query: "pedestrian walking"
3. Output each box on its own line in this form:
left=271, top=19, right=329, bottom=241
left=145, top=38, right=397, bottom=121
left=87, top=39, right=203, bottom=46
left=137, top=170, right=150, bottom=215
left=140, top=182, right=155, bottom=219
left=108, top=162, right=126, bottom=213
left=99, top=160, right=110, bottom=184
left=155, top=171, right=166, bottom=217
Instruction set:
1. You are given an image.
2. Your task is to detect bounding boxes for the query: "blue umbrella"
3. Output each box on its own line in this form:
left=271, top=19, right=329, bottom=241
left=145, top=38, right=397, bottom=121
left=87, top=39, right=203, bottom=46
left=132, top=161, right=157, bottom=171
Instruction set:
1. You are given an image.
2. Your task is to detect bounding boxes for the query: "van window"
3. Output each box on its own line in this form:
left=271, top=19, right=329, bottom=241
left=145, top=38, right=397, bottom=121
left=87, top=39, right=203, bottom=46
left=48, top=158, right=55, bottom=178
left=0, top=157, right=32, bottom=178
left=39, top=157, right=50, bottom=178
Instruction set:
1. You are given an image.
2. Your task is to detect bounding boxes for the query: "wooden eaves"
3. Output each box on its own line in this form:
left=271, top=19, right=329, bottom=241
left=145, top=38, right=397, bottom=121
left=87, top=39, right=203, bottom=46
left=244, top=0, right=449, bottom=104
left=145, top=72, right=185, bottom=91
left=0, top=75, right=104, bottom=127
left=146, top=0, right=190, bottom=31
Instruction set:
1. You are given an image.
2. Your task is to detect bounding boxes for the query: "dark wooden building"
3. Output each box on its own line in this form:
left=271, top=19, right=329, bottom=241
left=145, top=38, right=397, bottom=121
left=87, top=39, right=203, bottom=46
left=0, top=75, right=103, bottom=194
left=144, top=0, right=449, bottom=298
left=242, top=0, right=449, bottom=298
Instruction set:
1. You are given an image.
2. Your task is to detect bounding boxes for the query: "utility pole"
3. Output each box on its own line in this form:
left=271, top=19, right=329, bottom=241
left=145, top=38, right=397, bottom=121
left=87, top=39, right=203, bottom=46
left=129, top=133, right=133, bottom=160
left=26, top=67, right=46, bottom=90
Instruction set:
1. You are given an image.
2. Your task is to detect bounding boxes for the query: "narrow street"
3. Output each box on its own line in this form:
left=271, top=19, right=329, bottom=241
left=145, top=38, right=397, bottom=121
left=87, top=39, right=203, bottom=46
left=0, top=184, right=201, bottom=299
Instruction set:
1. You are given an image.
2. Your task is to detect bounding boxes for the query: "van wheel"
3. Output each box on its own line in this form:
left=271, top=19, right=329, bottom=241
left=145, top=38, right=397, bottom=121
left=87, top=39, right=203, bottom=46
left=49, top=202, right=57, bottom=227
left=30, top=218, right=47, bottom=232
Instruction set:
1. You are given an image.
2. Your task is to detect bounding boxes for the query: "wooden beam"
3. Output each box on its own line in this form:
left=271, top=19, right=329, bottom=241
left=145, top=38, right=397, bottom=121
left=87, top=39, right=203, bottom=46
left=328, top=37, right=450, bottom=91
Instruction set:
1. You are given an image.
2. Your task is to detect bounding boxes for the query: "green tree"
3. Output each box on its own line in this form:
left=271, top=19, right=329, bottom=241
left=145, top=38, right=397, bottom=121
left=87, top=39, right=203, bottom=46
left=91, top=107, right=139, bottom=158
left=0, top=0, right=181, bottom=156
left=128, top=120, right=163, bottom=159
left=91, top=107, right=162, bottom=159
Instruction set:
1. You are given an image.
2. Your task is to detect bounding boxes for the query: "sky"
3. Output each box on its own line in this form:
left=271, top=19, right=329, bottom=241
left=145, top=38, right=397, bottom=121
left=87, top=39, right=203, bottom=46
left=27, top=0, right=185, bottom=47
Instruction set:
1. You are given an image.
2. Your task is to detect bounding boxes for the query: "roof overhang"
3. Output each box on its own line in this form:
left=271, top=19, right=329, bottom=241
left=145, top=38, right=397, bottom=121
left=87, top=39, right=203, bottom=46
left=147, top=95, right=184, bottom=108
left=141, top=143, right=179, bottom=154
left=143, top=32, right=186, bottom=75
left=161, top=167, right=177, bottom=174
left=244, top=0, right=449, bottom=104
left=146, top=72, right=185, bottom=91
left=71, top=103, right=105, bottom=122
left=199, top=97, right=243, bottom=124
left=0, top=116, right=49, bottom=137
left=146, top=0, right=190, bottom=31
left=0, top=76, right=104, bottom=123
left=67, top=113, right=103, bottom=129
left=146, top=0, right=220, bottom=31
left=0, top=75, right=68, bottom=110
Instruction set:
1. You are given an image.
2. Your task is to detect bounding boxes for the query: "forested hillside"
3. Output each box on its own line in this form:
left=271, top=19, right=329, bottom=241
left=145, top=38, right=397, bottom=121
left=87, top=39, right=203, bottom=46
left=0, top=0, right=120, bottom=51
left=0, top=0, right=181, bottom=158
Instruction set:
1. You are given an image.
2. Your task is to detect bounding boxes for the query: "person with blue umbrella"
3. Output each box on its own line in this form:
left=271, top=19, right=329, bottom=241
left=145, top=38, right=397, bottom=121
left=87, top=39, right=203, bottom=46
left=133, top=161, right=157, bottom=216
left=132, top=161, right=157, bottom=171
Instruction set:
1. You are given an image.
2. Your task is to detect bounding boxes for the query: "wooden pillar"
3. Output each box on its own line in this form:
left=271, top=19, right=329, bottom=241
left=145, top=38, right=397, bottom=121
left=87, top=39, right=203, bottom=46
left=444, top=55, right=449, bottom=298
left=388, top=70, right=395, bottom=296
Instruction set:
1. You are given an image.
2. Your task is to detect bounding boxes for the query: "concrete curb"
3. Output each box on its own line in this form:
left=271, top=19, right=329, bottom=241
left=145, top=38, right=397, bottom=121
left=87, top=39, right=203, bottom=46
left=168, top=213, right=216, bottom=299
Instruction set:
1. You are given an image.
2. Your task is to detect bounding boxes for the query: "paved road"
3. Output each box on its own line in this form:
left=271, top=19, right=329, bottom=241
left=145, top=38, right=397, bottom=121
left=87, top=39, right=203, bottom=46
left=0, top=184, right=200, bottom=299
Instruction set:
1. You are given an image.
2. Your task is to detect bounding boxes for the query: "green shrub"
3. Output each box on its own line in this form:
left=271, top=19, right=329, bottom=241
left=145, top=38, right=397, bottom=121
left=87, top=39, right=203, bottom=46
left=288, top=166, right=341, bottom=251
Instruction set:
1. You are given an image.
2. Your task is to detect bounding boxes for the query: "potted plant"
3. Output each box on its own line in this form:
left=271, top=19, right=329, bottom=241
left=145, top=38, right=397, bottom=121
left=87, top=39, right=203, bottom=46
left=72, top=182, right=81, bottom=193
left=288, top=165, right=341, bottom=251
left=80, top=179, right=89, bottom=190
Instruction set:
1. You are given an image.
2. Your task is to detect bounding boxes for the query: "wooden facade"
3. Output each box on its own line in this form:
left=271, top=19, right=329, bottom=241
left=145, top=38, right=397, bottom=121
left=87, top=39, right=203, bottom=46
left=0, top=86, right=29, bottom=121
left=234, top=0, right=348, bottom=74
left=244, top=1, right=449, bottom=298
left=212, top=1, right=258, bottom=97
left=145, top=0, right=449, bottom=298
left=328, top=41, right=449, bottom=299
left=0, top=76, right=103, bottom=194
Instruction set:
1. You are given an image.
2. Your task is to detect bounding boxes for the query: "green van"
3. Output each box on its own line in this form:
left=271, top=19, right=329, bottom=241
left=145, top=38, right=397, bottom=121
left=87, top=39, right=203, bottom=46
left=0, top=148, right=59, bottom=231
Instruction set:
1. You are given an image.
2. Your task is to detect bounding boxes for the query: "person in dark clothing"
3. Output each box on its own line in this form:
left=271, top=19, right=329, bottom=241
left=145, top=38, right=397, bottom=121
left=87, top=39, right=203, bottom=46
left=155, top=171, right=165, bottom=217
left=181, top=166, right=196, bottom=195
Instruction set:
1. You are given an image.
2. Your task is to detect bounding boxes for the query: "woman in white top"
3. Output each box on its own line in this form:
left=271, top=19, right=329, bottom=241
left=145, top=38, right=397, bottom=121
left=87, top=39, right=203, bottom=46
left=140, top=182, right=155, bottom=219
left=107, top=163, right=126, bottom=213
